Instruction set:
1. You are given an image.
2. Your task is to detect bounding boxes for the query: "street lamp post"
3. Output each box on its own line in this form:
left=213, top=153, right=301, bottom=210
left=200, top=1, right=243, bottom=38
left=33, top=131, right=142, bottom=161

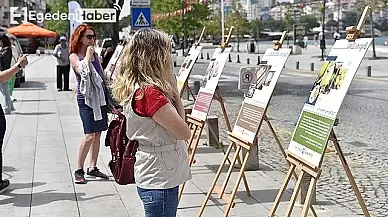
left=321, top=0, right=326, bottom=61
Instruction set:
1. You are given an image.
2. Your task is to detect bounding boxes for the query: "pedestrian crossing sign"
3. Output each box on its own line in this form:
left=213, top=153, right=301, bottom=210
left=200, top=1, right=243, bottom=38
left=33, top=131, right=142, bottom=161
left=131, top=7, right=152, bottom=29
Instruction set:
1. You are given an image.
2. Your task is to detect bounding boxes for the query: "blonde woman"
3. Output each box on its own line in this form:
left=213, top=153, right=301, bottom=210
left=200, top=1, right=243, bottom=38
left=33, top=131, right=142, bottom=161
left=111, top=29, right=191, bottom=217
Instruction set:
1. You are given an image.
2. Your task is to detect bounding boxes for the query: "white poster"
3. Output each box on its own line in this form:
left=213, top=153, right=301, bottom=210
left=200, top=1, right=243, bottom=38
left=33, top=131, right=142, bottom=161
left=232, top=48, right=291, bottom=143
left=176, top=45, right=203, bottom=95
left=104, top=45, right=125, bottom=81
left=190, top=47, right=232, bottom=121
left=287, top=38, right=372, bottom=167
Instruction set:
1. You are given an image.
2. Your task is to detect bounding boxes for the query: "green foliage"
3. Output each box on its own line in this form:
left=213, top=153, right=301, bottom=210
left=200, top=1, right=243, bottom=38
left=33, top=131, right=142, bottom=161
left=151, top=0, right=211, bottom=36
left=203, top=10, right=221, bottom=38
left=225, top=3, right=249, bottom=36
left=44, top=0, right=68, bottom=35
left=119, top=15, right=131, bottom=30
left=250, top=19, right=261, bottom=37
left=45, top=0, right=111, bottom=37
left=283, top=6, right=293, bottom=31
left=342, top=11, right=358, bottom=27
left=299, top=15, right=320, bottom=30
left=261, top=20, right=284, bottom=31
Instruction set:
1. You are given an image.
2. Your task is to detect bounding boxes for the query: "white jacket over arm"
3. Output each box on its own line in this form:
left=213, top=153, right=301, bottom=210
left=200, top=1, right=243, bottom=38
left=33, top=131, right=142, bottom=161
left=77, top=59, right=106, bottom=120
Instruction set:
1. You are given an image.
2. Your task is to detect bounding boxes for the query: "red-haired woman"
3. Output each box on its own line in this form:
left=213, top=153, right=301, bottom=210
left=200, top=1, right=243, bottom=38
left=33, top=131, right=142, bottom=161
left=69, top=24, right=109, bottom=184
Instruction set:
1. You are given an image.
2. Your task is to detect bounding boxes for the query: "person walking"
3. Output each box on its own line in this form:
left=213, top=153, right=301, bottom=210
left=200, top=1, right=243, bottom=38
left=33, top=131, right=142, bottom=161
left=111, top=28, right=191, bottom=217
left=69, top=24, right=109, bottom=184
left=0, top=35, right=15, bottom=114
left=53, top=36, right=71, bottom=91
left=0, top=54, right=28, bottom=193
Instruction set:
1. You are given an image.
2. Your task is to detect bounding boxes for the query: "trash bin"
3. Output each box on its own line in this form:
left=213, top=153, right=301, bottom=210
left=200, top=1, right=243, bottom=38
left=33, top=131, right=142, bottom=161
left=247, top=40, right=255, bottom=53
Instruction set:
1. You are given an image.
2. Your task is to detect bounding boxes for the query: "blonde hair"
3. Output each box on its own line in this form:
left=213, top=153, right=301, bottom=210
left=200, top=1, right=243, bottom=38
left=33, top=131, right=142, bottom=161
left=111, top=29, right=174, bottom=105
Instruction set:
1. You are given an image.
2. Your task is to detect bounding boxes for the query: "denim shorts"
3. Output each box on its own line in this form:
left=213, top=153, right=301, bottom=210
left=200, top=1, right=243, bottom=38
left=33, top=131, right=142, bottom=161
left=137, top=186, right=179, bottom=217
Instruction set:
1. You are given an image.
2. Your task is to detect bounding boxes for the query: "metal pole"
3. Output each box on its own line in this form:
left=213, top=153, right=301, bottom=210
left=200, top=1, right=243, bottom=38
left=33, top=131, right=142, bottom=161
left=221, top=0, right=225, bottom=43
left=337, top=0, right=341, bottom=31
left=181, top=0, right=185, bottom=56
left=321, top=0, right=326, bottom=61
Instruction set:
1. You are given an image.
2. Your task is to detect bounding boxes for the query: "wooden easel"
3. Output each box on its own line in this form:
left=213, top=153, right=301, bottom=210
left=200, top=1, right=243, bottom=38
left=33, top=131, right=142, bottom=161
left=269, top=6, right=371, bottom=217
left=196, top=32, right=318, bottom=217
left=179, top=27, right=251, bottom=201
left=179, top=27, right=207, bottom=100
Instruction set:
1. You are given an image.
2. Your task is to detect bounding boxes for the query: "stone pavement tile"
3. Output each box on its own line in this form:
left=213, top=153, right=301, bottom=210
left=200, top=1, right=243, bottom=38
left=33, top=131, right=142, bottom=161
left=30, top=212, right=80, bottom=217
left=33, top=171, right=73, bottom=184
left=30, top=199, right=78, bottom=215
left=78, top=199, right=129, bottom=217
left=30, top=183, right=78, bottom=215
left=74, top=180, right=121, bottom=202
left=0, top=207, right=30, bottom=217
left=116, top=185, right=145, bottom=216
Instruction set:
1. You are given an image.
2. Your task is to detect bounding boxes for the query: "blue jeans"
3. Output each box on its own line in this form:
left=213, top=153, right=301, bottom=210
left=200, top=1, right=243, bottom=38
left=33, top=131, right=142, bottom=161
left=137, top=186, right=179, bottom=217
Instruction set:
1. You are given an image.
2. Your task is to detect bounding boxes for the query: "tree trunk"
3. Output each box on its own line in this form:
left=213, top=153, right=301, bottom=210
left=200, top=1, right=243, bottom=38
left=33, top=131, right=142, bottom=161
left=370, top=13, right=377, bottom=58
left=110, top=0, right=125, bottom=49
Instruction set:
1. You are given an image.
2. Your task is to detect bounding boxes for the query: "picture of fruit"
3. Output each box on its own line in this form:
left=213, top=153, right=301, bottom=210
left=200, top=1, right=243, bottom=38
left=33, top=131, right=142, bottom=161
left=320, top=62, right=336, bottom=94
left=333, top=68, right=347, bottom=89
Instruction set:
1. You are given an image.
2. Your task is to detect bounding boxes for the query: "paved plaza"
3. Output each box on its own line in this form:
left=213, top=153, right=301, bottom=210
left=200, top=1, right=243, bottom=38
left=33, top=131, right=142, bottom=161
left=0, top=50, right=383, bottom=217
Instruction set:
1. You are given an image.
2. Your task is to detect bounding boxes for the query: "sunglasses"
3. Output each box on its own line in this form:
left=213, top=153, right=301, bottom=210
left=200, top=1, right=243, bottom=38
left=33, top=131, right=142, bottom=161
left=85, top=34, right=96, bottom=39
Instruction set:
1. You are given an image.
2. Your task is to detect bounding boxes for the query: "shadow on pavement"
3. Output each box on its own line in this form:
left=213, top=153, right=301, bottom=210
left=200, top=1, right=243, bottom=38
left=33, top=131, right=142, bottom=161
left=14, top=112, right=56, bottom=115
left=0, top=182, right=116, bottom=207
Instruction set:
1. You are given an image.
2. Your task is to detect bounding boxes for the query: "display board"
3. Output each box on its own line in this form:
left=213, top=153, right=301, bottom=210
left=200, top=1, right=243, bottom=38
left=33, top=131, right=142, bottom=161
left=190, top=47, right=232, bottom=121
left=104, top=45, right=125, bottom=80
left=176, top=45, right=203, bottom=93
left=232, top=48, right=291, bottom=143
left=288, top=38, right=372, bottom=167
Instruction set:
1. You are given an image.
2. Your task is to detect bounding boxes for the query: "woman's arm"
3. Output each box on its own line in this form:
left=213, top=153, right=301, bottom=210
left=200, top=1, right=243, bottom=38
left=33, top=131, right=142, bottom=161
left=152, top=102, right=191, bottom=140
left=69, top=53, right=82, bottom=75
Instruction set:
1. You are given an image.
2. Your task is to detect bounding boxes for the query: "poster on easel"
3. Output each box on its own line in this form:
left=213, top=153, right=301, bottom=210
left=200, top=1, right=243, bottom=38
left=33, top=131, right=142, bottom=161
left=104, top=45, right=125, bottom=81
left=176, top=45, right=203, bottom=93
left=288, top=38, right=372, bottom=167
left=232, top=48, right=291, bottom=143
left=190, top=47, right=232, bottom=121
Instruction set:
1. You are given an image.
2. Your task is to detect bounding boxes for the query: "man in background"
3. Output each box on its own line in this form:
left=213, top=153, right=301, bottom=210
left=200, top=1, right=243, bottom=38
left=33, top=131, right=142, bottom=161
left=53, top=36, right=70, bottom=91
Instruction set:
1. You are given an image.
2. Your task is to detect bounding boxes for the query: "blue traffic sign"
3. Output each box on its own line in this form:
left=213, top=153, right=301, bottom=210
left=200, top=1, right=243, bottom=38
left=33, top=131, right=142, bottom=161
left=131, top=7, right=152, bottom=29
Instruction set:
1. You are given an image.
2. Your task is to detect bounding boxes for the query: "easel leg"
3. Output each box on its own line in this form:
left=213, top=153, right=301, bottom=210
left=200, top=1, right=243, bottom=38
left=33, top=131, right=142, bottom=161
left=219, top=145, right=243, bottom=198
left=188, top=86, right=196, bottom=101
left=215, top=88, right=251, bottom=196
left=331, top=130, right=371, bottom=217
left=197, top=141, right=235, bottom=217
left=285, top=170, right=305, bottom=217
left=265, top=117, right=318, bottom=217
left=300, top=177, right=317, bottom=217
left=223, top=145, right=253, bottom=217
left=179, top=122, right=204, bottom=200
left=269, top=164, right=296, bottom=217
left=264, top=117, right=287, bottom=159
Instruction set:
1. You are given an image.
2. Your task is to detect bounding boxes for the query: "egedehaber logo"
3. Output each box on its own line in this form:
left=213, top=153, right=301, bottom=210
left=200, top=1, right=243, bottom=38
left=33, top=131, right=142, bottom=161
left=10, top=3, right=122, bottom=24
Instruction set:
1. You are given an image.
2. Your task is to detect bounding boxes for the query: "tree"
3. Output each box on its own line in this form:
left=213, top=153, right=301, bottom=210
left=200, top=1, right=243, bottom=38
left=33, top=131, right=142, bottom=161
left=299, top=15, right=320, bottom=30
left=203, top=10, right=221, bottom=40
left=151, top=0, right=182, bottom=35
left=44, top=0, right=69, bottom=36
left=342, top=11, right=358, bottom=28
left=44, top=0, right=113, bottom=38
left=225, top=2, right=249, bottom=52
left=250, top=19, right=261, bottom=38
left=119, top=15, right=131, bottom=31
